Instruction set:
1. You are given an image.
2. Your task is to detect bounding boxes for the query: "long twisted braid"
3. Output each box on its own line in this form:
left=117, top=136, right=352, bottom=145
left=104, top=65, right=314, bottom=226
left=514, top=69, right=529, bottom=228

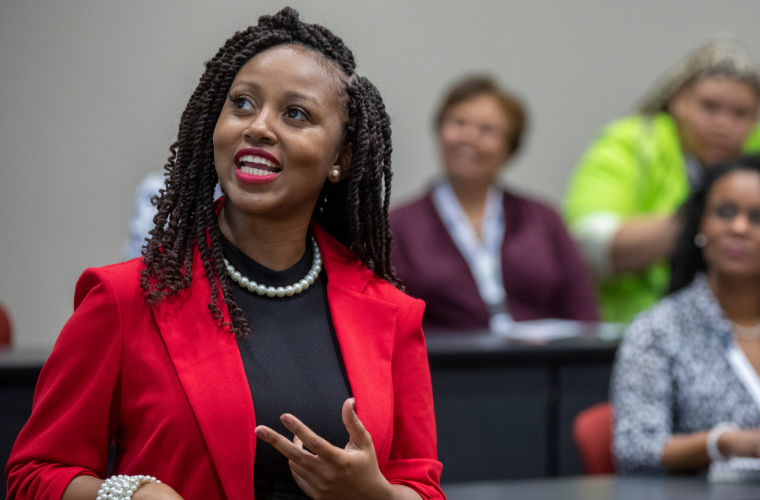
left=140, top=7, right=401, bottom=338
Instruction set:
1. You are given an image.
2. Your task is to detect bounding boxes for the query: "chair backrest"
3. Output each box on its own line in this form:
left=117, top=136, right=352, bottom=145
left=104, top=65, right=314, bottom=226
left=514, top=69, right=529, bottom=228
left=572, top=401, right=615, bottom=474
left=0, top=302, right=12, bottom=346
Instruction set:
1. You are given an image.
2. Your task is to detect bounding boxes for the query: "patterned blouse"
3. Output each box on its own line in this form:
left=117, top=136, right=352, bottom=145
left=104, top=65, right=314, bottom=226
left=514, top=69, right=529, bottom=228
left=611, top=274, right=760, bottom=473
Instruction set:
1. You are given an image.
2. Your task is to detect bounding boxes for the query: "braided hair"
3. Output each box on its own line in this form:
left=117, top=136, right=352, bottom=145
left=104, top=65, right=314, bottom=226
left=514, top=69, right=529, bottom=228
left=140, top=7, right=400, bottom=338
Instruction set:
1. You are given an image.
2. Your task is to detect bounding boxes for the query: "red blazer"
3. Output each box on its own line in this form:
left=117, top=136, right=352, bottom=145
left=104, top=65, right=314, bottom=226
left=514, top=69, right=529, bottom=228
left=6, top=223, right=444, bottom=500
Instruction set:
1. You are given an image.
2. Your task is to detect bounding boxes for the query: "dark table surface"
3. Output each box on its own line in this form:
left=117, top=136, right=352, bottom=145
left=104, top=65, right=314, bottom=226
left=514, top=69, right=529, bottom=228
left=425, top=321, right=623, bottom=364
left=442, top=475, right=760, bottom=500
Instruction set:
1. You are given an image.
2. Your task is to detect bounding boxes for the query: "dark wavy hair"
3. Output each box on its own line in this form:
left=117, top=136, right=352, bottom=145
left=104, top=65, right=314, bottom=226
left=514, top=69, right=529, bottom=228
left=670, top=155, right=760, bottom=294
left=140, top=7, right=399, bottom=338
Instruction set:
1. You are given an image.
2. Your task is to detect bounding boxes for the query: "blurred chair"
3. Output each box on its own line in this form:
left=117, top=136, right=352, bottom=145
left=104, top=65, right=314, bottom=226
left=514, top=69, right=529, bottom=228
left=0, top=302, right=12, bottom=346
left=573, top=402, right=616, bottom=474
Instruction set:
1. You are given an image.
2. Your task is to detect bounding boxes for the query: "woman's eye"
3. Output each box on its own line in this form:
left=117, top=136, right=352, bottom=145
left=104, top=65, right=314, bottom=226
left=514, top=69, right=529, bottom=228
left=749, top=209, right=760, bottom=226
left=715, top=204, right=738, bottom=220
left=480, top=125, right=500, bottom=139
left=230, top=95, right=253, bottom=110
left=286, top=108, right=307, bottom=120
left=701, top=99, right=720, bottom=114
left=733, top=108, right=751, bottom=121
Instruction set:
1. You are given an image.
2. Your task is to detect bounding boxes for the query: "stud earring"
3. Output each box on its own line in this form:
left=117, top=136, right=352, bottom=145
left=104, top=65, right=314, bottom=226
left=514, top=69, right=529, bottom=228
left=329, top=169, right=341, bottom=180
left=694, top=233, right=707, bottom=248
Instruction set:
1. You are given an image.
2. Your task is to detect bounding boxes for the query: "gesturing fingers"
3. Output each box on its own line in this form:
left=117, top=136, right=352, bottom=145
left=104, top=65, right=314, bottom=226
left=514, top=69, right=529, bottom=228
left=259, top=403, right=389, bottom=500
left=280, top=413, right=343, bottom=463
left=342, top=398, right=373, bottom=450
left=293, top=434, right=304, bottom=450
left=254, top=425, right=320, bottom=470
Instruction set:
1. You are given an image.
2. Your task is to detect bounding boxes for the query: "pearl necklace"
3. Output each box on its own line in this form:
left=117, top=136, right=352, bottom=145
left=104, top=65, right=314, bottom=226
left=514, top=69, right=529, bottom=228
left=224, top=238, right=322, bottom=298
left=732, top=321, right=760, bottom=340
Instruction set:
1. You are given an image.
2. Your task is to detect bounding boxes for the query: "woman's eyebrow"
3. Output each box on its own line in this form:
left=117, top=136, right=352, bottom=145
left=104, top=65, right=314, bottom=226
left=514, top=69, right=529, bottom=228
left=229, top=81, right=260, bottom=92
left=282, top=90, right=321, bottom=108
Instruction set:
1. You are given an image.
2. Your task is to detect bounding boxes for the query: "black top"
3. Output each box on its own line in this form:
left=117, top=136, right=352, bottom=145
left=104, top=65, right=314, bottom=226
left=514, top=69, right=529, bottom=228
left=221, top=234, right=352, bottom=500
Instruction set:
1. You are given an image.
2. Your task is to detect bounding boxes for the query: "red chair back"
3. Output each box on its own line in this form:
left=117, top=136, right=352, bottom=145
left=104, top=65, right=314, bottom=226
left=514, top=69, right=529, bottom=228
left=573, top=402, right=615, bottom=474
left=0, top=302, right=12, bottom=346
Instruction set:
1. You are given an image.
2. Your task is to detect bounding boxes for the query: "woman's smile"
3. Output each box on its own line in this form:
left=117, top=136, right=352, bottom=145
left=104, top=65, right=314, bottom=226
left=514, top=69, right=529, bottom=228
left=234, top=148, right=282, bottom=184
left=720, top=239, right=753, bottom=261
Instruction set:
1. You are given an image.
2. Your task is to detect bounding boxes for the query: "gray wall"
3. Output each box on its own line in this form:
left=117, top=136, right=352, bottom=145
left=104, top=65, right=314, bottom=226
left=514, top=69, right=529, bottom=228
left=3, top=0, right=760, bottom=348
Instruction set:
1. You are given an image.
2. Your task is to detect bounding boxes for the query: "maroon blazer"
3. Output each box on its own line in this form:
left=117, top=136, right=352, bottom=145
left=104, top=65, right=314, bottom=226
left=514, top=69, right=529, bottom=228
left=390, top=191, right=598, bottom=331
left=6, top=223, right=444, bottom=500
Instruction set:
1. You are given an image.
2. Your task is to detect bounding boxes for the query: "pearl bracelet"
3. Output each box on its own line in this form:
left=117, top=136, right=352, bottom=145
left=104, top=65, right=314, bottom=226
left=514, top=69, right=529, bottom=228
left=707, top=422, right=739, bottom=462
left=96, top=475, right=160, bottom=500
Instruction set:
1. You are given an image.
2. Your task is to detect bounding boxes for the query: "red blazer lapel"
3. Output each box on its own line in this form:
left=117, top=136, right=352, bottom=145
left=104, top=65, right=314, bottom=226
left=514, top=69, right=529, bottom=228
left=151, top=249, right=255, bottom=500
left=312, top=224, right=399, bottom=469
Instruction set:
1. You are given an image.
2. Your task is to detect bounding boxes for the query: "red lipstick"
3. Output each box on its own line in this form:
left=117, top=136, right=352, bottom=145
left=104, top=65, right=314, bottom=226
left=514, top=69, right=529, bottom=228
left=723, top=244, right=751, bottom=260
left=234, top=148, right=280, bottom=166
left=234, top=148, right=281, bottom=184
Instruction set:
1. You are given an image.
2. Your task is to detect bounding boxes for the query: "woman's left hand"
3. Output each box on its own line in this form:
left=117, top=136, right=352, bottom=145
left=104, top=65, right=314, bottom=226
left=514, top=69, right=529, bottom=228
left=254, top=398, right=414, bottom=500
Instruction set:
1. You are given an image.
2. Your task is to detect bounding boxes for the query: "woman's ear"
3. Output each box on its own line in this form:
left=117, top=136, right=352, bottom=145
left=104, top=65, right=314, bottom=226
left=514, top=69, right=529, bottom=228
left=328, top=143, right=353, bottom=183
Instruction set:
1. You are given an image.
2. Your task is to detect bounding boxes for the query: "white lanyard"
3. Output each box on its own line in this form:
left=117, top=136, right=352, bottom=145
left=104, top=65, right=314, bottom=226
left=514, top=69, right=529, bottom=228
left=726, top=340, right=760, bottom=413
left=432, top=182, right=513, bottom=333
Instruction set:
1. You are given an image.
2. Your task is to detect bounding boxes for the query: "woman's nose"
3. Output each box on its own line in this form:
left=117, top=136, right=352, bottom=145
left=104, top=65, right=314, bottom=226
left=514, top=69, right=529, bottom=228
left=714, top=111, right=734, bottom=132
left=461, top=123, right=481, bottom=142
left=245, top=110, right=276, bottom=144
left=730, top=212, right=751, bottom=234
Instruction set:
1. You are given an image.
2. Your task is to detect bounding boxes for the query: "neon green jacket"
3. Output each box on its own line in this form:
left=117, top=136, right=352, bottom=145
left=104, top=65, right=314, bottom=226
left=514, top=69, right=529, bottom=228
left=564, top=112, right=760, bottom=322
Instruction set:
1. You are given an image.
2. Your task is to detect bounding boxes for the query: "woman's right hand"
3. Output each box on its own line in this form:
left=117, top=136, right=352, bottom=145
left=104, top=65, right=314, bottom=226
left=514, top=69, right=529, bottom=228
left=719, top=428, right=760, bottom=458
left=132, top=482, right=185, bottom=500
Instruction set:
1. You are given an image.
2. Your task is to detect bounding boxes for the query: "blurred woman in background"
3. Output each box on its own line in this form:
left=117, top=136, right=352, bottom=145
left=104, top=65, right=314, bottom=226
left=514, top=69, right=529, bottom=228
left=565, top=37, right=760, bottom=323
left=612, top=156, right=760, bottom=474
left=391, top=76, right=597, bottom=334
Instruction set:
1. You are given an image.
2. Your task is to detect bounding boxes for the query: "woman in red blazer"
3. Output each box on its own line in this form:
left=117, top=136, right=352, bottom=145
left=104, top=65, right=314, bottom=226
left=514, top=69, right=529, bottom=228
left=6, top=8, right=443, bottom=500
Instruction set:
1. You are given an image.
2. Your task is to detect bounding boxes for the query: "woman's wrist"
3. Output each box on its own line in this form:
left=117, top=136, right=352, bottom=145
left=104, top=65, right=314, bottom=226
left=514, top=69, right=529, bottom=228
left=366, top=473, right=397, bottom=500
left=709, top=423, right=739, bottom=460
left=97, top=475, right=160, bottom=500
left=366, top=475, right=418, bottom=500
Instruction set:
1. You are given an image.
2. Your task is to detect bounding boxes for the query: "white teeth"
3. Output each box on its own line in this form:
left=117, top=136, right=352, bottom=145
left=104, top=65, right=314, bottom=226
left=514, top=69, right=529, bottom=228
left=238, top=155, right=276, bottom=169
left=240, top=166, right=277, bottom=176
